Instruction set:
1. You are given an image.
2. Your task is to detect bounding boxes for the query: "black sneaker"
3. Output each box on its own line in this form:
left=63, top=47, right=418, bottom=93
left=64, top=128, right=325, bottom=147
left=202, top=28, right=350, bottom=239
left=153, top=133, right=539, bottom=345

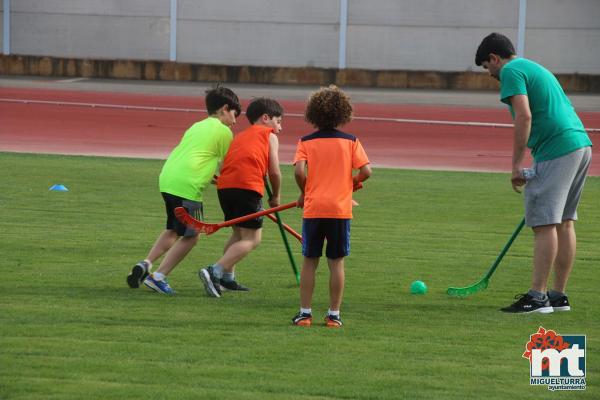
left=127, top=260, right=150, bottom=288
left=219, top=279, right=250, bottom=292
left=292, top=312, right=312, bottom=327
left=500, top=293, right=553, bottom=314
left=198, top=266, right=222, bottom=298
left=548, top=293, right=571, bottom=312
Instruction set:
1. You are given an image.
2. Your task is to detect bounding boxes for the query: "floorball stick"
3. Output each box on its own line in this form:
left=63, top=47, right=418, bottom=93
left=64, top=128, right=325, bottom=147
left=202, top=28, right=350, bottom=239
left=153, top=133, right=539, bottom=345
left=447, top=217, right=526, bottom=297
left=174, top=202, right=297, bottom=235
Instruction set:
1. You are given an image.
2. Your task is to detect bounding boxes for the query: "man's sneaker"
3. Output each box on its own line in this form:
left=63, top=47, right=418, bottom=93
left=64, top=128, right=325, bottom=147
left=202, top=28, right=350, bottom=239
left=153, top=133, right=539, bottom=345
left=325, top=314, right=343, bottom=328
left=143, top=274, right=175, bottom=295
left=500, top=293, right=553, bottom=314
left=198, top=266, right=221, bottom=298
left=219, top=279, right=250, bottom=292
left=292, top=312, right=312, bottom=327
left=549, top=293, right=571, bottom=312
left=127, top=261, right=150, bottom=288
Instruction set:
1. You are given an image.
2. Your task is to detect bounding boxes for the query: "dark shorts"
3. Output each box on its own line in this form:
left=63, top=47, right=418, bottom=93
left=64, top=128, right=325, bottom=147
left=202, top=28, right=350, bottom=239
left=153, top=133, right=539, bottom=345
left=302, top=218, right=351, bottom=259
left=161, top=192, right=204, bottom=237
left=217, top=188, right=264, bottom=229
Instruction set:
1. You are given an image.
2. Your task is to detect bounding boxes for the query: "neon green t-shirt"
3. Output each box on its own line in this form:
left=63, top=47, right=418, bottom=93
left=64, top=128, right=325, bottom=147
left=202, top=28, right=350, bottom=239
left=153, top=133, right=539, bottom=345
left=159, top=117, right=233, bottom=202
left=499, top=58, right=591, bottom=162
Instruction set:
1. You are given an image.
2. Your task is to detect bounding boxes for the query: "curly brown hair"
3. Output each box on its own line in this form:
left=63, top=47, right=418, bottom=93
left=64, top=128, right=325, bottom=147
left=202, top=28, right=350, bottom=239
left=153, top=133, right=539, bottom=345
left=304, top=85, right=353, bottom=130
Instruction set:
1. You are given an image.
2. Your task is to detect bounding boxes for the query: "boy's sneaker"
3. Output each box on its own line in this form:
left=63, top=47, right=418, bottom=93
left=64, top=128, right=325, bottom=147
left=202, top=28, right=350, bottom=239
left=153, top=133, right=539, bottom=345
left=500, top=293, right=553, bottom=314
left=219, top=279, right=250, bottom=292
left=143, top=274, right=175, bottom=295
left=198, top=266, right=221, bottom=298
left=292, top=312, right=312, bottom=327
left=549, top=293, right=571, bottom=312
left=127, top=260, right=150, bottom=288
left=325, top=314, right=343, bottom=328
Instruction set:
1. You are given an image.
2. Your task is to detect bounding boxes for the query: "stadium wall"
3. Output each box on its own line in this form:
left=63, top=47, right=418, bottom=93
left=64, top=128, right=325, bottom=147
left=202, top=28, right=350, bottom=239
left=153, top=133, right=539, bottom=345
left=1, top=0, right=599, bottom=91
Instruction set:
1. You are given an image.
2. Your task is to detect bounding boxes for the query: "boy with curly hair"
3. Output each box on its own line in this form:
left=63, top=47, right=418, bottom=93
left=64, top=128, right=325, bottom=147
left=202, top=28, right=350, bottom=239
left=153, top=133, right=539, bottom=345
left=292, top=85, right=372, bottom=327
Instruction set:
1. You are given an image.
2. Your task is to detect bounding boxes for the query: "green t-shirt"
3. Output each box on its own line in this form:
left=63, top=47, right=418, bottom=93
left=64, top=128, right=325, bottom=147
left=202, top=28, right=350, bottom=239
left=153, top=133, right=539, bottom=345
left=499, top=58, right=591, bottom=162
left=159, top=117, right=233, bottom=201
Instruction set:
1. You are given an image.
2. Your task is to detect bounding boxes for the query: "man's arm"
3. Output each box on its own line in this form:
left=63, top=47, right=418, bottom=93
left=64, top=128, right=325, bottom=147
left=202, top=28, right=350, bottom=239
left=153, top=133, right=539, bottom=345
left=509, top=94, right=532, bottom=193
left=267, top=133, right=281, bottom=207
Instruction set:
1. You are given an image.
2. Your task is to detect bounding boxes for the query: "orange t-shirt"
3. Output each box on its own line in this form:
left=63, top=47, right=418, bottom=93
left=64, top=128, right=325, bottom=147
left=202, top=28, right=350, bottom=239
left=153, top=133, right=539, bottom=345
left=293, top=130, right=370, bottom=219
left=217, top=125, right=273, bottom=195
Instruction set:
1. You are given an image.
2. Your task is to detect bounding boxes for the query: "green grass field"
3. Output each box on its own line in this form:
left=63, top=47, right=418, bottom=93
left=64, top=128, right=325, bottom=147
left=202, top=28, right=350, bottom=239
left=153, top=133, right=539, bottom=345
left=1, top=152, right=598, bottom=399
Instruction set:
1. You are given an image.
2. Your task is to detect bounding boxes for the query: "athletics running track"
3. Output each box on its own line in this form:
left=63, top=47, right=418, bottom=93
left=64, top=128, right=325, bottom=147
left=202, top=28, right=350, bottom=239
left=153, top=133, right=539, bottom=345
left=0, top=86, right=598, bottom=175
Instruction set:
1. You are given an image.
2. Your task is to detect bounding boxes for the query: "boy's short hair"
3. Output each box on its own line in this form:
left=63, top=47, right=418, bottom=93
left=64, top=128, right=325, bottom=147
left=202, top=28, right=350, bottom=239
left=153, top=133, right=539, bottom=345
left=245, top=98, right=284, bottom=124
left=305, top=85, right=353, bottom=130
left=205, top=87, right=242, bottom=117
left=475, top=32, right=516, bottom=66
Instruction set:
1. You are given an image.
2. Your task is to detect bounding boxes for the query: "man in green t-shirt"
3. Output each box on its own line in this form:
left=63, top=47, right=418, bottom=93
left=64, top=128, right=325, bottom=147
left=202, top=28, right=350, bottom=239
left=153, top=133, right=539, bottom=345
left=475, top=33, right=592, bottom=314
left=126, top=87, right=241, bottom=294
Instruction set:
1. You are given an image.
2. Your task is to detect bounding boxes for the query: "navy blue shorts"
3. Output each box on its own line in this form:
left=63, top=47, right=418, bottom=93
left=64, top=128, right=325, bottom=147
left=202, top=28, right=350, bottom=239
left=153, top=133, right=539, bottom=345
left=302, top=218, right=351, bottom=259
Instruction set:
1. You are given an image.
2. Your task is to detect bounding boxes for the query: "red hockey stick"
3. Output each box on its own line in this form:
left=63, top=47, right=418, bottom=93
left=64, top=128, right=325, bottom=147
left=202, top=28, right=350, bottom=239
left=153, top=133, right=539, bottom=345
left=265, top=213, right=302, bottom=243
left=174, top=202, right=297, bottom=235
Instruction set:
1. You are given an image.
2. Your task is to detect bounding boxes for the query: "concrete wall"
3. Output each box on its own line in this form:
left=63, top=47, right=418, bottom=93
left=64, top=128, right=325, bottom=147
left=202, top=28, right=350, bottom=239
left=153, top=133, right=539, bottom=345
left=10, top=0, right=170, bottom=60
left=526, top=0, right=600, bottom=74
left=1, top=0, right=599, bottom=74
left=177, top=0, right=340, bottom=67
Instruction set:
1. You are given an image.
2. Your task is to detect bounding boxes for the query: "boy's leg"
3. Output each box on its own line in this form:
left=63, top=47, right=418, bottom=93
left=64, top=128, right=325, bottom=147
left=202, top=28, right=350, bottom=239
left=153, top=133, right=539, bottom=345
left=127, top=229, right=178, bottom=288
left=300, top=257, right=319, bottom=309
left=199, top=227, right=260, bottom=296
left=155, top=235, right=199, bottom=276
left=146, top=229, right=179, bottom=262
left=217, top=227, right=262, bottom=271
left=327, top=257, right=345, bottom=312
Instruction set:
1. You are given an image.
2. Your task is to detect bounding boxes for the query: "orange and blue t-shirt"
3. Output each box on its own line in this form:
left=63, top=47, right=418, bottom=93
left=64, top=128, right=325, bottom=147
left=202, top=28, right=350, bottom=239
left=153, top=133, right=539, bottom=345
left=293, top=129, right=370, bottom=219
left=217, top=124, right=273, bottom=195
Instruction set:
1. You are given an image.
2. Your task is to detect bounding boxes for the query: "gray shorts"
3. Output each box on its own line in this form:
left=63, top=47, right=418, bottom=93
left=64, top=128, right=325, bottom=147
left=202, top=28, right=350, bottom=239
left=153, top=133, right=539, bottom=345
left=524, top=146, right=592, bottom=227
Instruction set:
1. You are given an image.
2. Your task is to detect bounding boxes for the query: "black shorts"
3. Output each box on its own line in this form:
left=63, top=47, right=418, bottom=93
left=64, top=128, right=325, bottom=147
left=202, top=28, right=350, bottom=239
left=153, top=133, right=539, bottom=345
left=161, top=192, right=204, bottom=237
left=217, top=188, right=264, bottom=229
left=302, top=218, right=351, bottom=259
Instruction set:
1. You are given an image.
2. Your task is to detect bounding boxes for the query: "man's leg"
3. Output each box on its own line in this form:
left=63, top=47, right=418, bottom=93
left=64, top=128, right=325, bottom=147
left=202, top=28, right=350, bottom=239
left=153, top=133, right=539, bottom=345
left=531, top=224, right=558, bottom=293
left=552, top=220, right=576, bottom=293
left=327, top=257, right=345, bottom=312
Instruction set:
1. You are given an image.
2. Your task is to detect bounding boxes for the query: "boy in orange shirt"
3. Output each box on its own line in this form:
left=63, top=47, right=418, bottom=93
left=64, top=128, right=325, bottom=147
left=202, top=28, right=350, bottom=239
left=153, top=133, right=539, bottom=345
left=199, top=98, right=284, bottom=297
left=292, top=85, right=371, bottom=327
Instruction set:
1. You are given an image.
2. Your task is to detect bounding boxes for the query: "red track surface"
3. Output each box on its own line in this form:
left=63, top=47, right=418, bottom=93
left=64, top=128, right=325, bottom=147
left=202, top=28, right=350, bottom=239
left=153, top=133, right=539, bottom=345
left=1, top=87, right=598, bottom=175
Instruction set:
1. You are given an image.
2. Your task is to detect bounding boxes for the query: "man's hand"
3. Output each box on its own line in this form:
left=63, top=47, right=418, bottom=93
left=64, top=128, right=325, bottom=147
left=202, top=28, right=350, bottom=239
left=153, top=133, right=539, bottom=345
left=511, top=169, right=525, bottom=193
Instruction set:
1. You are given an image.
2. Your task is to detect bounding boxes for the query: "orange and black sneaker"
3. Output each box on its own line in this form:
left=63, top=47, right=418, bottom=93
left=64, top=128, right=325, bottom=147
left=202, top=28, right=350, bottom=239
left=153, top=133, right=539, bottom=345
left=325, top=314, right=343, bottom=328
left=292, top=312, right=312, bottom=327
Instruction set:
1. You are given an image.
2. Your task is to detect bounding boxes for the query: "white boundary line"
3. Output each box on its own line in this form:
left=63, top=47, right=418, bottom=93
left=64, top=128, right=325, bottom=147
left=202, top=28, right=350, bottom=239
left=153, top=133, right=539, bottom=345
left=1, top=97, right=599, bottom=132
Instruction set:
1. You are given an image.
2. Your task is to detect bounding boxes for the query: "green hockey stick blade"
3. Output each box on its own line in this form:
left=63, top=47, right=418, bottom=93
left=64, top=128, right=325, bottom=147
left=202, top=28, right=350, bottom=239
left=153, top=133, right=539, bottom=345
left=446, top=278, right=489, bottom=297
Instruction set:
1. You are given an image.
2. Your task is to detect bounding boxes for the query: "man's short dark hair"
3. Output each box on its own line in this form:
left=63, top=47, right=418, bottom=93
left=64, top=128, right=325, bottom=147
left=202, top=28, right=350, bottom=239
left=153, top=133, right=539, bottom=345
left=245, top=98, right=284, bottom=124
left=205, top=87, right=241, bottom=117
left=475, top=33, right=516, bottom=66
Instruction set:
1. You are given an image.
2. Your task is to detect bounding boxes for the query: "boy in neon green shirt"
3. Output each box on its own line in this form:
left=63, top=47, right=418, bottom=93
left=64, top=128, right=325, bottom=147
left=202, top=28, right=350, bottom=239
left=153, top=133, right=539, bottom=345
left=127, top=87, right=241, bottom=294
